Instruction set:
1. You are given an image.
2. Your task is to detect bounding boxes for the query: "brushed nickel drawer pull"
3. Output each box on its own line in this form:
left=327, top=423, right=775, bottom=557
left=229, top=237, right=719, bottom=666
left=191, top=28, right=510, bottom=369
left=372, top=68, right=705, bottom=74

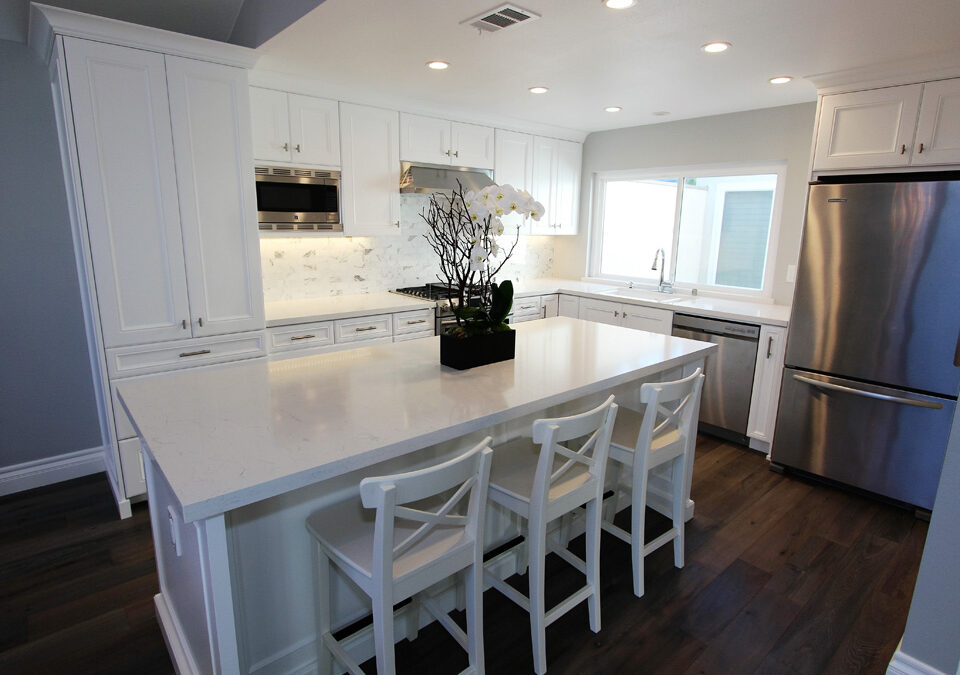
left=406, top=319, right=427, bottom=325
left=355, top=326, right=377, bottom=332
left=290, top=334, right=316, bottom=341
left=519, top=305, right=535, bottom=310
left=181, top=319, right=187, bottom=329
left=179, top=349, right=211, bottom=358
left=900, top=144, right=906, bottom=155
left=919, top=142, right=925, bottom=154
left=767, top=336, right=773, bottom=358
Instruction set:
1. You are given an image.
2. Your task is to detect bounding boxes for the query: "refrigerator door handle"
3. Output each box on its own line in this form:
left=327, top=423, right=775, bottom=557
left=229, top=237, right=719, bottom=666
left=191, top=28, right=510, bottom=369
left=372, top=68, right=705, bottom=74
left=793, top=374, right=944, bottom=410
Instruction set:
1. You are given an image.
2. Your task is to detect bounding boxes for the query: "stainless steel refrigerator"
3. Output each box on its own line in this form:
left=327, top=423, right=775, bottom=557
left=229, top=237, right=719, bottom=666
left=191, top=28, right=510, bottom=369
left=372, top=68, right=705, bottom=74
left=772, top=178, right=960, bottom=510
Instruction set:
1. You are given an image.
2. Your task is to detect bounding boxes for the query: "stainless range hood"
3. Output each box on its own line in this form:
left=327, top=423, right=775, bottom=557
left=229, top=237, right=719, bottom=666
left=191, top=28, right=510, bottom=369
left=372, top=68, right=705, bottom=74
left=399, top=161, right=494, bottom=194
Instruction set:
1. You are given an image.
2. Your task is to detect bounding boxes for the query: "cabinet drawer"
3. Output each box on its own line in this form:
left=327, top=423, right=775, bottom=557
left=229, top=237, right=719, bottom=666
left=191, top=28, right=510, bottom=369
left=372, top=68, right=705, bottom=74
left=335, top=313, right=392, bottom=343
left=393, top=309, right=434, bottom=335
left=105, top=331, right=266, bottom=379
left=267, top=321, right=335, bottom=353
left=394, top=330, right=434, bottom=342
left=621, top=306, right=673, bottom=335
left=118, top=437, right=146, bottom=497
left=512, top=297, right=542, bottom=317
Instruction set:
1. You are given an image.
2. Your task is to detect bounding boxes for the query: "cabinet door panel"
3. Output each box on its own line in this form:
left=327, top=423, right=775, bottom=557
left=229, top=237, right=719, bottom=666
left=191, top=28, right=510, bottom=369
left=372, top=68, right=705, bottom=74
left=250, top=87, right=290, bottom=162
left=452, top=121, right=495, bottom=169
left=531, top=136, right=558, bottom=234
left=813, top=84, right=922, bottom=170
left=399, top=113, right=450, bottom=165
left=554, top=140, right=582, bottom=235
left=289, top=94, right=341, bottom=166
left=912, top=78, right=960, bottom=165
left=341, top=103, right=400, bottom=235
left=578, top=298, right=620, bottom=325
left=165, top=56, right=265, bottom=337
left=64, top=38, right=191, bottom=347
left=747, top=324, right=786, bottom=444
left=541, top=294, right=559, bottom=318
left=558, top=294, right=580, bottom=318
left=494, top=129, right=534, bottom=233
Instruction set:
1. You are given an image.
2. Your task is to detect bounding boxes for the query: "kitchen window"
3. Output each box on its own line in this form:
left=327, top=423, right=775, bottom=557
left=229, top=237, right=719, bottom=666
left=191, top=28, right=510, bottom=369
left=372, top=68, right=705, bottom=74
left=589, top=163, right=786, bottom=297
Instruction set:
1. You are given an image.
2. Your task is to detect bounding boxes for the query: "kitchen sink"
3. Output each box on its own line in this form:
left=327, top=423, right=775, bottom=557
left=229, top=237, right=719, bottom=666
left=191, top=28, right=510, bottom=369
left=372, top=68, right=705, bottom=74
left=601, top=288, right=686, bottom=303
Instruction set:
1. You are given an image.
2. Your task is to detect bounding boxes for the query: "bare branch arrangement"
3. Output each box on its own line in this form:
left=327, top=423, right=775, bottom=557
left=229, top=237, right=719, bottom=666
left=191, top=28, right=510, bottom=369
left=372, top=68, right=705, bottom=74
left=422, top=181, right=545, bottom=337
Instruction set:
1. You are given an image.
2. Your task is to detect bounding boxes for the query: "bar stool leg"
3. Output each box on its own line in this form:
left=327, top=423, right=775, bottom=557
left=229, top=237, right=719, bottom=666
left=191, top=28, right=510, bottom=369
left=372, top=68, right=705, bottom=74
left=312, top=541, right=334, bottom=675
left=631, top=464, right=650, bottom=599
left=528, top=517, right=549, bottom=675
left=585, top=497, right=602, bottom=633
left=372, top=585, right=396, bottom=675
left=465, top=560, right=485, bottom=674
left=672, top=456, right=685, bottom=568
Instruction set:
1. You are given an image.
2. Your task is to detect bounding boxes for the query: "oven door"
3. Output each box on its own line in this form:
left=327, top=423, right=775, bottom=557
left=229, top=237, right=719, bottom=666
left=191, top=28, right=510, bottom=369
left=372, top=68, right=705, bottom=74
left=256, top=173, right=341, bottom=232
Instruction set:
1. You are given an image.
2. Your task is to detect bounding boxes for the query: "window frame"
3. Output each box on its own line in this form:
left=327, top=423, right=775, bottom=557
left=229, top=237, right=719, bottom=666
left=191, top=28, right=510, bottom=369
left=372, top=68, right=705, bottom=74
left=587, top=161, right=787, bottom=300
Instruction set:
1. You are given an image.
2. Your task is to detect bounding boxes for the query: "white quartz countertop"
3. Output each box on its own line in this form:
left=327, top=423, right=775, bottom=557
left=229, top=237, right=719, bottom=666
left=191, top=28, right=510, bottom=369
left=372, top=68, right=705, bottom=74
left=265, top=292, right=435, bottom=327
left=117, top=317, right=714, bottom=523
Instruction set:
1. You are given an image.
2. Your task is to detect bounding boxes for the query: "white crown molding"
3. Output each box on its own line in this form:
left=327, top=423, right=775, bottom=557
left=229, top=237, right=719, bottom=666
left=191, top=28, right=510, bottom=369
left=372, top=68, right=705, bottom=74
left=0, top=445, right=105, bottom=497
left=28, top=3, right=259, bottom=69
left=887, top=647, right=950, bottom=675
left=807, top=51, right=960, bottom=95
left=248, top=67, right=589, bottom=143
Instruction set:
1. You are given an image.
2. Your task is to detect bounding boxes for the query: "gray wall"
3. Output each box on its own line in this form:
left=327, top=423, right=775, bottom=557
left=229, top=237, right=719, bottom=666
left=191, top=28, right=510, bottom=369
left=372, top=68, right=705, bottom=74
left=0, top=39, right=102, bottom=466
left=553, top=102, right=816, bottom=306
left=898, top=400, right=960, bottom=673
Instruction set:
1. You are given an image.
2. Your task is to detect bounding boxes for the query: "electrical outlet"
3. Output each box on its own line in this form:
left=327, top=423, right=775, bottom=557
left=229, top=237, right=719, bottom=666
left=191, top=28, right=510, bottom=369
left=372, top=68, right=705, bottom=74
left=786, top=264, right=797, bottom=283
left=167, top=505, right=182, bottom=557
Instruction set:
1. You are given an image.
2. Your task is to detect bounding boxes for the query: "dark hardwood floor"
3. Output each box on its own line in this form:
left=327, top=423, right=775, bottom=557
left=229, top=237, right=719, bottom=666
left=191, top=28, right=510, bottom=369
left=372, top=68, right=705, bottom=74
left=0, top=436, right=926, bottom=674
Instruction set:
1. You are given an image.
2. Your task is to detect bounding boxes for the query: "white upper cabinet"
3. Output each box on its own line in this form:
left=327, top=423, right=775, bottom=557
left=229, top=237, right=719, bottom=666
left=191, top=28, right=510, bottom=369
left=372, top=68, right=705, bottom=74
left=531, top=136, right=581, bottom=235
left=64, top=37, right=191, bottom=348
left=250, top=87, right=290, bottom=163
left=165, top=55, right=265, bottom=337
left=340, top=102, right=400, bottom=236
left=494, top=129, right=534, bottom=233
left=813, top=84, right=922, bottom=170
left=64, top=37, right=264, bottom=348
left=912, top=78, right=960, bottom=165
left=250, top=87, right=340, bottom=166
left=400, top=113, right=495, bottom=169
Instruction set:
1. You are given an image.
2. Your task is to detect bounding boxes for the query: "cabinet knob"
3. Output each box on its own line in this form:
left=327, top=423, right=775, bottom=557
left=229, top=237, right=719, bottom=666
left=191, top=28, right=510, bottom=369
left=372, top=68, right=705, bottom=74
left=453, top=150, right=459, bottom=158
left=295, top=144, right=301, bottom=153
left=181, top=319, right=187, bottom=330
left=900, top=144, right=906, bottom=155
left=614, top=310, right=619, bottom=317
left=283, top=142, right=289, bottom=152
left=918, top=142, right=925, bottom=154
left=445, top=149, right=451, bottom=156
left=198, top=317, right=204, bottom=327
left=623, top=312, right=628, bottom=318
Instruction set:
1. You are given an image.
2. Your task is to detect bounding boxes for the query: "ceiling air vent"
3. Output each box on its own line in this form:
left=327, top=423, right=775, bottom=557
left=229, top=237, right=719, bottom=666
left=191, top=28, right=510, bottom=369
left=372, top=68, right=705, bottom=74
left=462, top=4, right=540, bottom=33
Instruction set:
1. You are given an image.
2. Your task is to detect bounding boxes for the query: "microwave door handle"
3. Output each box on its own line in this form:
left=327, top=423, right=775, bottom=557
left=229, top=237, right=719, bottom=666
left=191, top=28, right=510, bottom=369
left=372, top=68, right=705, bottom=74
left=792, top=374, right=943, bottom=409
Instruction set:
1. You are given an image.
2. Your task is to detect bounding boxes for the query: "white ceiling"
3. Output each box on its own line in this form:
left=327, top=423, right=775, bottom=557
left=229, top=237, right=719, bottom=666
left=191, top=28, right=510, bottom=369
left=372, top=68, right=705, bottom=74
left=255, top=0, right=960, bottom=134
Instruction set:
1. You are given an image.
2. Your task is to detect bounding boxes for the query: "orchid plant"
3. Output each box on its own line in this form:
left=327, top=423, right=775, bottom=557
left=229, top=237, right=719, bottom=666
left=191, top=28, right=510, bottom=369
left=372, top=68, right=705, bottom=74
left=422, top=182, right=545, bottom=337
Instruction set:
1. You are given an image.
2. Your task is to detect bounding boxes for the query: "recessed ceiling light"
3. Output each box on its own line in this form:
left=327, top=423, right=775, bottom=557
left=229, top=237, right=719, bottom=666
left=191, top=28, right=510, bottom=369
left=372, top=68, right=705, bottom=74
left=604, top=106, right=622, bottom=113
left=603, top=0, right=637, bottom=8
left=426, top=60, right=449, bottom=70
left=529, top=86, right=549, bottom=94
left=769, top=76, right=793, bottom=85
left=701, top=41, right=730, bottom=53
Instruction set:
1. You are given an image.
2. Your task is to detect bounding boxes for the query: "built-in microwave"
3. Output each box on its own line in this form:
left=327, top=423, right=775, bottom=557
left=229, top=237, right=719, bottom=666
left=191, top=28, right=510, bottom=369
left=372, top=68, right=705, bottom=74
left=255, top=165, right=342, bottom=232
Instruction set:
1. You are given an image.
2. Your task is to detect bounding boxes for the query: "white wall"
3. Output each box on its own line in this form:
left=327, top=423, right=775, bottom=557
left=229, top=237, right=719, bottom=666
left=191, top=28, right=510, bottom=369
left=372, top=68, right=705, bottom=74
left=554, top=102, right=816, bottom=305
left=894, top=402, right=960, bottom=674
left=259, top=194, right=555, bottom=302
left=0, top=39, right=102, bottom=466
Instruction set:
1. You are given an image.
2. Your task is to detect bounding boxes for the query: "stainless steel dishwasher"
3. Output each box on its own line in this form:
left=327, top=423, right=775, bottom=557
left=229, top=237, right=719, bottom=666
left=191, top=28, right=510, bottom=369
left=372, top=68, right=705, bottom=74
left=672, top=313, right=760, bottom=444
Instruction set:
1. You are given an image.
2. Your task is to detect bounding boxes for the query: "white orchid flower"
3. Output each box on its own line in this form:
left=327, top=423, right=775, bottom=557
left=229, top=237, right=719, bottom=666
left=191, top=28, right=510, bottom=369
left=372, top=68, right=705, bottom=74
left=493, top=218, right=505, bottom=235
left=528, top=200, right=546, bottom=221
left=469, top=244, right=488, bottom=271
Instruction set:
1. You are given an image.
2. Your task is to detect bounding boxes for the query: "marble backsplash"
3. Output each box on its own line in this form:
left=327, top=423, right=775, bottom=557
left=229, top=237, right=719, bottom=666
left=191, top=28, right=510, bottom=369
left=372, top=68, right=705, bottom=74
left=259, top=194, right=555, bottom=302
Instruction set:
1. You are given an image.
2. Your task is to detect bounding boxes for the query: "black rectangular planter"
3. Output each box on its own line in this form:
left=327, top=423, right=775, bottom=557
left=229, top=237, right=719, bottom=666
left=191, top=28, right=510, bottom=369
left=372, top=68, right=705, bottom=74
left=440, top=329, right=516, bottom=370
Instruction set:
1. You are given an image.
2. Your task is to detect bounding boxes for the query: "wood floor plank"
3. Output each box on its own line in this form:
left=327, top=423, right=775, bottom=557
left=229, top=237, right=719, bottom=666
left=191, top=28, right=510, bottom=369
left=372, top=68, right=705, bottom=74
left=0, top=440, right=928, bottom=675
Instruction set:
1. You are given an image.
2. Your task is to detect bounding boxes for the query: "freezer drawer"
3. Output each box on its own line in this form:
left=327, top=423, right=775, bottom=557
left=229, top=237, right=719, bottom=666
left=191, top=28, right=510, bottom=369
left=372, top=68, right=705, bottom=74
left=772, top=368, right=955, bottom=509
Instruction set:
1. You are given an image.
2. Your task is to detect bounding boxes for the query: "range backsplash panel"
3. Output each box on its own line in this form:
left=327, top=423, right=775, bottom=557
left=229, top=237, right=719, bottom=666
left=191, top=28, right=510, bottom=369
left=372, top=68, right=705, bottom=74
left=260, top=195, right=555, bottom=302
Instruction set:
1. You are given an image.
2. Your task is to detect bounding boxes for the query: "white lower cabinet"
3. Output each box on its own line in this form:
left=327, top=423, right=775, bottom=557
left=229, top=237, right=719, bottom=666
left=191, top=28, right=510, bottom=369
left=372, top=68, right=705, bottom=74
left=747, top=324, right=787, bottom=447
left=118, top=438, right=146, bottom=498
left=541, top=294, right=559, bottom=318
left=559, top=294, right=580, bottom=318
left=509, top=296, right=543, bottom=323
left=334, top=313, right=393, bottom=343
left=267, top=321, right=335, bottom=354
left=578, top=298, right=673, bottom=335
left=393, top=308, right=434, bottom=337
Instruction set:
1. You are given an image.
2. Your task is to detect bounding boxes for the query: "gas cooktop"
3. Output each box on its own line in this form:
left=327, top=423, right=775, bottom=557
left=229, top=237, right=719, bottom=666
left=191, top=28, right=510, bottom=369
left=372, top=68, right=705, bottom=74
left=394, top=283, right=482, bottom=301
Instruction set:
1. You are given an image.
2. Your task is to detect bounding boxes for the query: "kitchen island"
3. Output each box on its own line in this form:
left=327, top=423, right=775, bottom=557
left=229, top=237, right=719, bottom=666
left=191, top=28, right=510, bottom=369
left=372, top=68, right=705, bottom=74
left=118, top=317, right=714, bottom=675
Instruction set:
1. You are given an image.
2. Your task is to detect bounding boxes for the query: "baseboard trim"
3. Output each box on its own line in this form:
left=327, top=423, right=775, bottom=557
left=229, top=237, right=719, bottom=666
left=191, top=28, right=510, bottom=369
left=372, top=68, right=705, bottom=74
left=0, top=445, right=105, bottom=497
left=887, top=647, right=950, bottom=675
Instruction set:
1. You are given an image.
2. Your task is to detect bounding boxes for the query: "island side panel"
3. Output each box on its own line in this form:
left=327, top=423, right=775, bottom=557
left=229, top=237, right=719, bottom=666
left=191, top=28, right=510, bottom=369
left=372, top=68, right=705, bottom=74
left=145, top=447, right=241, bottom=674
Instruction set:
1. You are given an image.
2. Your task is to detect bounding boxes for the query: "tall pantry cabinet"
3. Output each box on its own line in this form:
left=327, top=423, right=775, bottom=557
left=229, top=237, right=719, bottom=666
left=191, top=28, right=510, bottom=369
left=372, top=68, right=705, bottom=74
left=32, top=6, right=265, bottom=517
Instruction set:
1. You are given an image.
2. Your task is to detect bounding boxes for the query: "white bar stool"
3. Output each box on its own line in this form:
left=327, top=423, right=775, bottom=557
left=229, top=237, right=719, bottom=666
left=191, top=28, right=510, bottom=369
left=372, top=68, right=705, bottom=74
left=483, top=395, right=618, bottom=675
left=601, top=368, right=704, bottom=598
left=306, top=438, right=493, bottom=675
